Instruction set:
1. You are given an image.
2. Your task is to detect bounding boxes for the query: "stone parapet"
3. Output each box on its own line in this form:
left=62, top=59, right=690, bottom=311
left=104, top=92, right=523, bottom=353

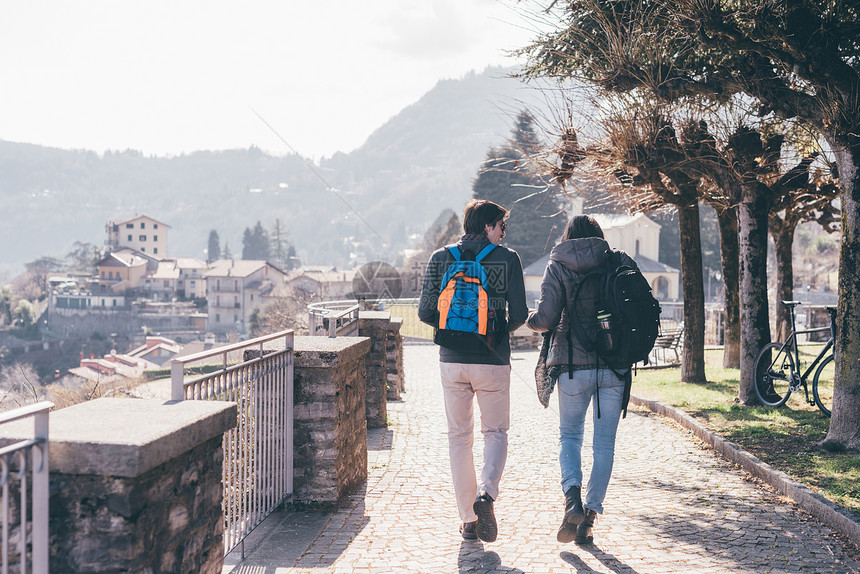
left=0, top=398, right=237, bottom=573
left=386, top=317, right=404, bottom=400
left=293, top=336, right=370, bottom=506
left=358, top=312, right=390, bottom=429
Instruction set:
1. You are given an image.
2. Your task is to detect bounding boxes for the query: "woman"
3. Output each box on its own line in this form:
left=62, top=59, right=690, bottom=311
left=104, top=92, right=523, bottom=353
left=527, top=214, right=637, bottom=545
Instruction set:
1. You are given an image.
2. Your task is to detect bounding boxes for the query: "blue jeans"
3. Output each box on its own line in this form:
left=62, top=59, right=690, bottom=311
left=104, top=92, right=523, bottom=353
left=557, top=368, right=625, bottom=514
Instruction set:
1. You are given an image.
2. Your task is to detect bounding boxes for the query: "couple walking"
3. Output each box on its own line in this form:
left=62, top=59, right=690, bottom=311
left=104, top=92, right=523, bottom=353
left=418, top=199, right=638, bottom=545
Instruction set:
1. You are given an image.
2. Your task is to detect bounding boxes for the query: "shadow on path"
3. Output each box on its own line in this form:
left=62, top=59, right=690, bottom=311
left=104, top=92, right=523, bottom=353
left=458, top=540, right=525, bottom=574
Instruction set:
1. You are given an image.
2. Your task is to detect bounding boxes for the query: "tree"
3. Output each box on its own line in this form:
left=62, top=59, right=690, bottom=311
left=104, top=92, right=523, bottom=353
left=222, top=242, right=233, bottom=260
left=520, top=0, right=860, bottom=448
left=472, top=111, right=565, bottom=267
left=242, top=221, right=271, bottom=260
left=269, top=219, right=293, bottom=269
left=65, top=241, right=102, bottom=273
left=207, top=230, right=221, bottom=262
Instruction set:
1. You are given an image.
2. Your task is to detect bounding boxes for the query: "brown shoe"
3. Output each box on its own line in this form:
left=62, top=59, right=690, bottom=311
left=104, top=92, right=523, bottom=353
left=575, top=509, right=597, bottom=545
left=460, top=521, right=477, bottom=540
left=473, top=492, right=498, bottom=542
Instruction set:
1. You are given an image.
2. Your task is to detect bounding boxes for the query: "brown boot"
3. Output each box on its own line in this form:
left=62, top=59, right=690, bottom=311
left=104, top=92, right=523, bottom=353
left=557, top=486, right=584, bottom=543
left=575, top=509, right=597, bottom=545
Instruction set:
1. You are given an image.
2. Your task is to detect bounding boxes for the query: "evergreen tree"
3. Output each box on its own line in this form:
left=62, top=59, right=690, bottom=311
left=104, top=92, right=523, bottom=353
left=222, top=242, right=233, bottom=260
left=242, top=221, right=271, bottom=260
left=472, top=111, right=564, bottom=267
left=270, top=219, right=291, bottom=269
left=207, top=230, right=221, bottom=262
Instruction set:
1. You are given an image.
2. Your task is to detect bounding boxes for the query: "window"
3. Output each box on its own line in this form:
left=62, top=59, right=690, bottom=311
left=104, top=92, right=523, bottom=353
left=216, top=314, right=220, bottom=323
left=154, top=224, right=158, bottom=229
left=141, top=247, right=145, bottom=252
left=101, top=271, right=105, bottom=279
left=190, top=280, right=196, bottom=287
left=153, top=248, right=158, bottom=254
left=153, top=235, right=158, bottom=241
left=126, top=223, right=133, bottom=229
left=139, top=235, right=146, bottom=241
left=234, top=280, right=238, bottom=290
left=217, top=279, right=221, bottom=290
left=163, top=280, right=169, bottom=288
left=128, top=235, right=132, bottom=241
left=234, top=314, right=238, bottom=323
left=140, top=222, right=145, bottom=229
left=108, top=271, right=113, bottom=280
left=112, top=299, right=117, bottom=307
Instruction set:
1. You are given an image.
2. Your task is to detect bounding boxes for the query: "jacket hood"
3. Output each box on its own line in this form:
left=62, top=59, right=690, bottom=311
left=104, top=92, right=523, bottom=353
left=549, top=237, right=611, bottom=273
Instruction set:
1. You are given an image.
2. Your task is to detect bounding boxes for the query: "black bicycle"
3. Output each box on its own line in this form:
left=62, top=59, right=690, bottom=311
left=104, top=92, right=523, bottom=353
left=754, top=301, right=836, bottom=417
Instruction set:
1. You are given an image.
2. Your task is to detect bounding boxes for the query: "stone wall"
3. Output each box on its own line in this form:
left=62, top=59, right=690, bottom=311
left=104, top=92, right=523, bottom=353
left=0, top=398, right=236, bottom=574
left=358, top=312, right=389, bottom=428
left=386, top=317, right=404, bottom=400
left=292, top=336, right=370, bottom=507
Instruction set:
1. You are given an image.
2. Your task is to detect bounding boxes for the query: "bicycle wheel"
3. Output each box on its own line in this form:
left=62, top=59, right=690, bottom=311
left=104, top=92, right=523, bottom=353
left=754, top=342, right=794, bottom=407
left=812, top=355, right=834, bottom=417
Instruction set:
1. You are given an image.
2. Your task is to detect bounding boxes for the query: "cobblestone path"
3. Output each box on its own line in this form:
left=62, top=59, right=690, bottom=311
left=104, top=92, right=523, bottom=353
left=245, top=345, right=860, bottom=573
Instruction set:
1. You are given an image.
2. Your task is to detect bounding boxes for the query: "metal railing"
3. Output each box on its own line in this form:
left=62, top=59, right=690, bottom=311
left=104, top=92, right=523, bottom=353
left=170, top=330, right=294, bottom=557
left=0, top=401, right=52, bottom=574
left=307, top=300, right=361, bottom=337
left=308, top=298, right=435, bottom=339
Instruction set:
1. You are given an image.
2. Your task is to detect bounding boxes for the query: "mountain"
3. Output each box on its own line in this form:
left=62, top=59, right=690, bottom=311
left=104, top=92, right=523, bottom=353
left=0, top=66, right=548, bottom=274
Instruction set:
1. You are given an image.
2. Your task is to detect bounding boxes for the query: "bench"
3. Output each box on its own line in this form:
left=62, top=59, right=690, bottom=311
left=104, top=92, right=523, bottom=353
left=650, top=323, right=684, bottom=365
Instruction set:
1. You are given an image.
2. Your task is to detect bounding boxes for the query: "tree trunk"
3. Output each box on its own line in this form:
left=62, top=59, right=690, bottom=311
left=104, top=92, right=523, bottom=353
left=678, top=202, right=707, bottom=383
left=717, top=207, right=740, bottom=368
left=824, top=144, right=860, bottom=450
left=773, top=225, right=796, bottom=342
left=738, top=185, right=772, bottom=404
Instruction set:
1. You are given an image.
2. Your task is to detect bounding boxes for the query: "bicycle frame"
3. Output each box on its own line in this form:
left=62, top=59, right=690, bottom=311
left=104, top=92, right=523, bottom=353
left=779, top=304, right=835, bottom=404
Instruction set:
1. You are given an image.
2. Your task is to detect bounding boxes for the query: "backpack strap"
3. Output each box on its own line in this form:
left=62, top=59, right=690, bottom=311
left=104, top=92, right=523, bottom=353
left=445, top=245, right=462, bottom=261
left=474, top=243, right=497, bottom=262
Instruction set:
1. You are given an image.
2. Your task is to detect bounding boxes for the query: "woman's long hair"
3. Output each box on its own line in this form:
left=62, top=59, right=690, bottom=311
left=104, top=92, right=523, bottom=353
left=562, top=215, right=604, bottom=240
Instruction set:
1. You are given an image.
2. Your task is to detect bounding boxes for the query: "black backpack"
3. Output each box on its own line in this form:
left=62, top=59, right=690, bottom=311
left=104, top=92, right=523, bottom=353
left=569, top=254, right=661, bottom=371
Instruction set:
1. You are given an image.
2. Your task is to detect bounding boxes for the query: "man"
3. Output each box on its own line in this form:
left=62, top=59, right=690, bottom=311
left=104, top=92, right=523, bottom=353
left=418, top=199, right=528, bottom=542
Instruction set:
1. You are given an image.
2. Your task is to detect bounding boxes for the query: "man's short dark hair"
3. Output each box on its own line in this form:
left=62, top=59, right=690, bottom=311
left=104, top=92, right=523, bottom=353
left=463, top=199, right=508, bottom=235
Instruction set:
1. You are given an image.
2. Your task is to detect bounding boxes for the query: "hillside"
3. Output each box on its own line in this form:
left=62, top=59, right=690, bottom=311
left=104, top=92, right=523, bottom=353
left=0, top=66, right=547, bottom=274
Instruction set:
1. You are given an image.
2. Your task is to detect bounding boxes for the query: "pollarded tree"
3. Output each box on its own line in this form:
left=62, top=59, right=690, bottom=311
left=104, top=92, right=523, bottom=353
left=766, top=157, right=841, bottom=340
left=472, top=111, right=566, bottom=267
left=516, top=0, right=857, bottom=429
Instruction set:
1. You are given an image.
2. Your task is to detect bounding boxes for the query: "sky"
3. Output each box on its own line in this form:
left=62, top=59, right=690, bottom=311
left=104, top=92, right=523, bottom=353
left=0, top=1, right=545, bottom=160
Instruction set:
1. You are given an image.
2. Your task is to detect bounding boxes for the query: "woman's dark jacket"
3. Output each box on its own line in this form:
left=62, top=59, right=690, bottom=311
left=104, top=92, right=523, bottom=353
left=527, top=237, right=637, bottom=370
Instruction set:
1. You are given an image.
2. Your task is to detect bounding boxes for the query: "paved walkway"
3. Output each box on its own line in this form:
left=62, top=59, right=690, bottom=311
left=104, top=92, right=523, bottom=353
left=225, top=345, right=860, bottom=573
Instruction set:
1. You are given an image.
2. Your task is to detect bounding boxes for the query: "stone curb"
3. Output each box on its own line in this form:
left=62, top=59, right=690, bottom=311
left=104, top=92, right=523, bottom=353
left=630, top=394, right=860, bottom=549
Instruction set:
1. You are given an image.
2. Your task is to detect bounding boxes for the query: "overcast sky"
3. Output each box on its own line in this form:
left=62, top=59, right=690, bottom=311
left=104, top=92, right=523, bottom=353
left=0, top=1, right=544, bottom=159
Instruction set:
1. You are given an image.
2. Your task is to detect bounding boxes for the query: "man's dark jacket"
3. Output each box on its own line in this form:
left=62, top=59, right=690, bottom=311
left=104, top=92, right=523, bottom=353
left=418, top=237, right=528, bottom=365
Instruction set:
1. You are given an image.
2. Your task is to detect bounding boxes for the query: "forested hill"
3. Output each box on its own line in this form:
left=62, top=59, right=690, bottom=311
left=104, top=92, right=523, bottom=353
left=0, top=66, right=547, bottom=273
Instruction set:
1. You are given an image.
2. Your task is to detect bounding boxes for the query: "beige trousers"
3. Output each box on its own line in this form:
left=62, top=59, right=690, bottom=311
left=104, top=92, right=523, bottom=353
left=439, top=362, right=511, bottom=523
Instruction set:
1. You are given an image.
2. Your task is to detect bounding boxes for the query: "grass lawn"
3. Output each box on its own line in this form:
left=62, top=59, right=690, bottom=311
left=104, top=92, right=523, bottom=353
left=631, top=348, right=860, bottom=519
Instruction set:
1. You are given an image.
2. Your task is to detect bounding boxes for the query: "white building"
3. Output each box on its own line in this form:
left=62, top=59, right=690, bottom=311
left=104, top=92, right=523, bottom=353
left=106, top=215, right=170, bottom=257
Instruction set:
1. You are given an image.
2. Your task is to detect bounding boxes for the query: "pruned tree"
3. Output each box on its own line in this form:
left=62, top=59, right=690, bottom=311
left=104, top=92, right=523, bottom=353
left=516, top=1, right=858, bottom=431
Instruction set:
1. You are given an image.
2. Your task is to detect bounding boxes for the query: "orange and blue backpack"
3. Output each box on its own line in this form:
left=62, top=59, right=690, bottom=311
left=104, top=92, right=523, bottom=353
left=434, top=243, right=502, bottom=352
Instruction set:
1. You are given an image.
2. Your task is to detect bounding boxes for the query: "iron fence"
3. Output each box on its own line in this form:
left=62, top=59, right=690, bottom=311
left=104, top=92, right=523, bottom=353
left=0, top=401, right=51, bottom=574
left=170, top=330, right=294, bottom=557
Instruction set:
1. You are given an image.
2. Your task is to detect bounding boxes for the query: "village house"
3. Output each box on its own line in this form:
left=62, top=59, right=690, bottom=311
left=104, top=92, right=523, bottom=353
left=204, top=260, right=287, bottom=335
left=105, top=215, right=170, bottom=256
